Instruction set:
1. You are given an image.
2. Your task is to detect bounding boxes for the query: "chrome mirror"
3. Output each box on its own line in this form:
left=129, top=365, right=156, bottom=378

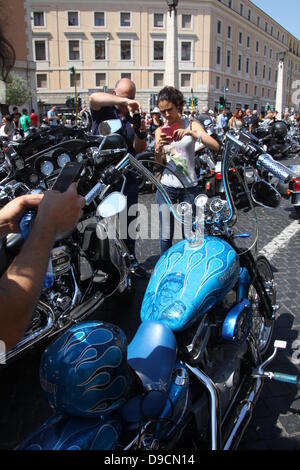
left=97, top=191, right=127, bottom=218
left=99, top=119, right=122, bottom=136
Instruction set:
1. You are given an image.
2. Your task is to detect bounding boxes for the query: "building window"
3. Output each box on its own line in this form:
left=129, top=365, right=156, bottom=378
left=120, top=12, right=131, bottom=27
left=153, top=73, right=164, bottom=87
left=216, top=46, right=221, bottom=65
left=265, top=22, right=268, bottom=33
left=36, top=73, right=47, bottom=88
left=226, top=78, right=230, bottom=89
left=277, top=30, right=280, bottom=40
left=240, top=3, right=244, bottom=16
left=216, top=76, right=220, bottom=89
left=181, top=42, right=191, bottom=61
left=271, top=25, right=274, bottom=36
left=33, top=12, right=45, bottom=27
left=68, top=40, right=80, bottom=60
left=238, top=54, right=242, bottom=71
left=227, top=50, right=231, bottom=68
left=153, top=41, right=164, bottom=61
left=96, top=73, right=106, bottom=87
left=263, top=65, right=266, bottom=79
left=70, top=72, right=80, bottom=87
left=255, top=61, right=258, bottom=76
left=181, top=73, right=191, bottom=88
left=268, top=88, right=270, bottom=98
left=68, top=11, right=79, bottom=27
left=35, top=40, right=46, bottom=61
left=248, top=9, right=251, bottom=21
left=282, top=34, right=285, bottom=44
left=246, top=58, right=250, bottom=74
left=247, top=36, right=250, bottom=48
left=257, top=16, right=260, bottom=27
left=95, top=40, right=106, bottom=60
left=237, top=81, right=241, bottom=93
left=94, top=12, right=105, bottom=27
left=254, top=85, right=257, bottom=96
left=239, top=32, right=243, bottom=45
left=245, top=83, right=248, bottom=94
left=182, top=14, right=192, bottom=29
left=228, top=0, right=233, bottom=8
left=228, top=26, right=232, bottom=39
left=268, top=67, right=272, bottom=81
left=264, top=45, right=267, bottom=56
left=262, top=87, right=265, bottom=98
left=270, top=48, right=273, bottom=59
left=120, top=40, right=131, bottom=60
left=121, top=72, right=132, bottom=80
left=256, top=41, right=259, bottom=53
left=217, top=20, right=222, bottom=35
left=153, top=13, right=164, bottom=28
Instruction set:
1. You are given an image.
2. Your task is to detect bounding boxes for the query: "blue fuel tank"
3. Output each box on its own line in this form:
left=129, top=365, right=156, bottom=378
left=141, top=237, right=240, bottom=331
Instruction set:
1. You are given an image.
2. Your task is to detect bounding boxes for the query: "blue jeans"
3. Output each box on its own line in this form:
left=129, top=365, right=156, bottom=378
left=156, top=185, right=199, bottom=255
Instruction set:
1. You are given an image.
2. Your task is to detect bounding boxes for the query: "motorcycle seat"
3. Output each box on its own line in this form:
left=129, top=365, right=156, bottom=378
left=121, top=321, right=177, bottom=423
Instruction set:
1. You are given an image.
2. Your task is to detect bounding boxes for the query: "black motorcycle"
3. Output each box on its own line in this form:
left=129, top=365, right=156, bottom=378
left=0, top=121, right=133, bottom=363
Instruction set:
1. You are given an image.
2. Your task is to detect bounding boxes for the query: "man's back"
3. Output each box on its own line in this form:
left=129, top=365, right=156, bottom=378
left=19, top=114, right=30, bottom=132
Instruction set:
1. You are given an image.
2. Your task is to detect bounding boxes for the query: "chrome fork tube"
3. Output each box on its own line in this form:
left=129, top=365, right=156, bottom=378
left=185, top=363, right=221, bottom=450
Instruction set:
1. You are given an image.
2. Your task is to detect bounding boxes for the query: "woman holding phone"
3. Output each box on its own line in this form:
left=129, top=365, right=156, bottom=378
left=154, top=86, right=219, bottom=255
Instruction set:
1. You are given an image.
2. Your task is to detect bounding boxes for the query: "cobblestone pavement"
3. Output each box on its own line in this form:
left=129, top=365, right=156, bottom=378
left=1, top=155, right=300, bottom=450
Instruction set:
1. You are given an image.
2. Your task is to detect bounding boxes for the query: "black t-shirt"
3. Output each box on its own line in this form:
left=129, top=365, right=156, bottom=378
left=251, top=114, right=260, bottom=129
left=243, top=116, right=252, bottom=128
left=196, top=114, right=213, bottom=127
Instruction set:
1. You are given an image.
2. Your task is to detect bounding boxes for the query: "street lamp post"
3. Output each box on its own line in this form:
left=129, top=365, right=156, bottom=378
left=223, top=86, right=229, bottom=108
left=275, top=51, right=286, bottom=120
left=165, top=0, right=179, bottom=88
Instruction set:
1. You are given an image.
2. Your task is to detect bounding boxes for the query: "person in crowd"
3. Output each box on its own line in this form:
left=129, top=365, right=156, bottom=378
left=0, top=114, right=15, bottom=139
left=264, top=111, right=275, bottom=124
left=229, top=108, right=245, bottom=131
left=47, top=106, right=58, bottom=127
left=196, top=106, right=213, bottom=127
left=217, top=108, right=228, bottom=133
left=295, top=115, right=300, bottom=130
left=283, top=112, right=292, bottom=129
left=149, top=107, right=163, bottom=136
left=208, top=109, right=216, bottom=124
left=249, top=109, right=261, bottom=134
left=29, top=109, right=38, bottom=128
left=154, top=86, right=219, bottom=255
left=11, top=106, right=21, bottom=127
left=243, top=108, right=252, bottom=129
left=18, top=108, right=31, bottom=134
left=89, top=78, right=147, bottom=277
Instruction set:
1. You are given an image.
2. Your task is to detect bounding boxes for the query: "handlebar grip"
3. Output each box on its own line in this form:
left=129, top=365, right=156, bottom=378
left=257, top=154, right=293, bottom=183
left=273, top=372, right=298, bottom=385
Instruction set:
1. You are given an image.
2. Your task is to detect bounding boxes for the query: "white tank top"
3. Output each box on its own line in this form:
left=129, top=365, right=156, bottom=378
left=161, top=121, right=198, bottom=188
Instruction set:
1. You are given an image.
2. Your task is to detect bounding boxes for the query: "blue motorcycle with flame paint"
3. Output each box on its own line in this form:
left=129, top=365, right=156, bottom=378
left=19, top=128, right=299, bottom=450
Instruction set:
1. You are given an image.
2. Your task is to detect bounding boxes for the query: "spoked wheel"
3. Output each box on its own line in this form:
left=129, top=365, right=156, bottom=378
left=248, top=256, right=276, bottom=358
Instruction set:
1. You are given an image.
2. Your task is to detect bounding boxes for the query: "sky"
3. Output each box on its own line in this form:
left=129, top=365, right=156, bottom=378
left=251, top=1, right=300, bottom=39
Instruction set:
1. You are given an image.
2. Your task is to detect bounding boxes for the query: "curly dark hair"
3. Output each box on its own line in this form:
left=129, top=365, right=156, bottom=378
left=0, top=14, right=15, bottom=82
left=157, top=86, right=185, bottom=111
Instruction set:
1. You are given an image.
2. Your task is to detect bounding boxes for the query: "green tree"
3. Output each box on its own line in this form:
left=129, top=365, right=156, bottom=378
left=5, top=73, right=32, bottom=106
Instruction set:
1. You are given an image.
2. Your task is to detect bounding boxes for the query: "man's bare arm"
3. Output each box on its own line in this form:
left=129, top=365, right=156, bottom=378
left=0, top=223, right=55, bottom=350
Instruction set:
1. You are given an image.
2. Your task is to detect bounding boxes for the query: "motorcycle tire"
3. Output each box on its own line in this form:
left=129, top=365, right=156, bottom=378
left=248, top=255, right=276, bottom=358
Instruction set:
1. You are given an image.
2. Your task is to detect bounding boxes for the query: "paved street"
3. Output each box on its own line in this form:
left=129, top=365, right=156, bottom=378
left=1, top=155, right=300, bottom=450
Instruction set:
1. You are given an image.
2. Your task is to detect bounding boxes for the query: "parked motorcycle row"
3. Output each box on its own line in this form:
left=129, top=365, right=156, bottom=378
left=0, top=117, right=299, bottom=451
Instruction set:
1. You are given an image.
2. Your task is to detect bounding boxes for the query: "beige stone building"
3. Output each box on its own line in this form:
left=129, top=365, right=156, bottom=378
left=30, top=0, right=300, bottom=113
left=1, top=0, right=36, bottom=111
